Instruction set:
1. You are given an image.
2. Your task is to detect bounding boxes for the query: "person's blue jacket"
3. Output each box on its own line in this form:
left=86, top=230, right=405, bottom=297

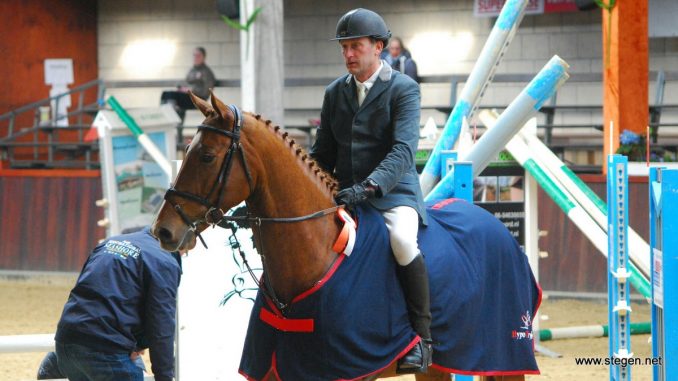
left=55, top=227, right=181, bottom=381
left=310, top=61, right=427, bottom=224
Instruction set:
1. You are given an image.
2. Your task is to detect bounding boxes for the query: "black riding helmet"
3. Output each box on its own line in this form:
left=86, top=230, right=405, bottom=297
left=332, top=8, right=391, bottom=45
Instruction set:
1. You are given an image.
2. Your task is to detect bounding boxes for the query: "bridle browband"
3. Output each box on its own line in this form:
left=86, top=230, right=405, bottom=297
left=163, top=104, right=339, bottom=313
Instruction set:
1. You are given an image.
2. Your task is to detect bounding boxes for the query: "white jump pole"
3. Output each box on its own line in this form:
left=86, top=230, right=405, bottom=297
left=420, top=0, right=529, bottom=196
left=425, top=56, right=570, bottom=202
left=477, top=110, right=651, bottom=298
left=0, top=334, right=54, bottom=353
left=539, top=322, right=650, bottom=342
left=519, top=131, right=651, bottom=279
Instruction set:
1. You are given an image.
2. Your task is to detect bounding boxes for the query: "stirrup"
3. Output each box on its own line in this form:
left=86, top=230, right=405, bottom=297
left=396, top=339, right=433, bottom=374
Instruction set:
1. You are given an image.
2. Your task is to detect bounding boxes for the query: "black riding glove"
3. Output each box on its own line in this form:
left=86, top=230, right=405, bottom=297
left=335, top=179, right=380, bottom=207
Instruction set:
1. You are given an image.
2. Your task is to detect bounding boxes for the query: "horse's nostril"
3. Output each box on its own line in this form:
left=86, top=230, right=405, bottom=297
left=157, top=227, right=174, bottom=243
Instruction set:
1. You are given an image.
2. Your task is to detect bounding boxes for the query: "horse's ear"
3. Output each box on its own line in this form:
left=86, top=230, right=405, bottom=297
left=209, top=90, right=231, bottom=121
left=189, top=91, right=213, bottom=117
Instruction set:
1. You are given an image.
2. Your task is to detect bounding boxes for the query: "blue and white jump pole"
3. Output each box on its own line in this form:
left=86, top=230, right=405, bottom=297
left=419, top=0, right=529, bottom=196
left=607, top=154, right=632, bottom=381
left=425, top=55, right=570, bottom=202
left=650, top=167, right=678, bottom=380
left=107, top=96, right=173, bottom=177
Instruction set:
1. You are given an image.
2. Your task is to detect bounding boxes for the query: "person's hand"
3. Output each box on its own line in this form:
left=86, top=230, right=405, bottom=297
left=130, top=349, right=145, bottom=360
left=335, top=179, right=379, bottom=207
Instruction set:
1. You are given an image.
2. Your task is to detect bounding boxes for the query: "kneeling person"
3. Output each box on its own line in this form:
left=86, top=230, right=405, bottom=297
left=54, top=226, right=182, bottom=381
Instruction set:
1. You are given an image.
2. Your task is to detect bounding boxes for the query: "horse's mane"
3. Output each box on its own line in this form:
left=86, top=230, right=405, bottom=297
left=247, top=112, right=339, bottom=198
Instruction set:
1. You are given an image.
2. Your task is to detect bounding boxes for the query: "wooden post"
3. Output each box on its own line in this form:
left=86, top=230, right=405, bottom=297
left=240, top=0, right=284, bottom=124
left=602, top=1, right=648, bottom=160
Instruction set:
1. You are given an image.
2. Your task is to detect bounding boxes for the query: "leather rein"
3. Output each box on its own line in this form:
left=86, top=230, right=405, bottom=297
left=163, top=105, right=339, bottom=313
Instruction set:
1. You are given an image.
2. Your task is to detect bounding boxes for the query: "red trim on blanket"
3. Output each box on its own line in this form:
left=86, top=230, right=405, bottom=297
left=430, top=281, right=543, bottom=378
left=238, top=369, right=259, bottom=381
left=238, top=353, right=281, bottom=381
left=338, top=336, right=421, bottom=381
left=259, top=307, right=315, bottom=332
left=431, top=198, right=462, bottom=209
left=430, top=364, right=541, bottom=376
left=292, top=254, right=346, bottom=303
left=270, top=352, right=281, bottom=380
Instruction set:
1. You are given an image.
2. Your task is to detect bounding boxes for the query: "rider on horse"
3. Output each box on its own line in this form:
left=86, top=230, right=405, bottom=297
left=309, top=8, right=433, bottom=374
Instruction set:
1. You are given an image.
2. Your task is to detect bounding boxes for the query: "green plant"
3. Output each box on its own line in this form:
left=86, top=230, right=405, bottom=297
left=221, top=6, right=262, bottom=32
left=221, top=5, right=262, bottom=58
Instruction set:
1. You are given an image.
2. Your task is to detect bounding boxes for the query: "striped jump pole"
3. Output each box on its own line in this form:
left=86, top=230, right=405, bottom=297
left=607, top=154, right=633, bottom=381
left=477, top=110, right=651, bottom=298
left=425, top=56, right=570, bottom=202
left=107, top=96, right=173, bottom=177
left=539, top=322, right=650, bottom=342
left=519, top=130, right=651, bottom=279
left=420, top=0, right=529, bottom=196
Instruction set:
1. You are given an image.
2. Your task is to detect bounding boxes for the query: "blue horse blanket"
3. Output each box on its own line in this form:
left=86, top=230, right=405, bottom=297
left=239, top=199, right=541, bottom=380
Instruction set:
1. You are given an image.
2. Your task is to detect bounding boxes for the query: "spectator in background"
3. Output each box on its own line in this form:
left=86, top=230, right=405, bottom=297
left=161, top=47, right=216, bottom=121
left=185, top=46, right=216, bottom=100
left=53, top=226, right=182, bottom=381
left=384, top=37, right=419, bottom=83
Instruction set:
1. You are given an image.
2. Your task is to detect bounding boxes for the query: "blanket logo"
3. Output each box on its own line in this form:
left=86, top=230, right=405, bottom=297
left=511, top=310, right=533, bottom=341
left=104, top=240, right=141, bottom=260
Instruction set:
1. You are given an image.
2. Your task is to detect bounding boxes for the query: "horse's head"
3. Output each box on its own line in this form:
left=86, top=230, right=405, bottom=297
left=152, top=92, right=255, bottom=251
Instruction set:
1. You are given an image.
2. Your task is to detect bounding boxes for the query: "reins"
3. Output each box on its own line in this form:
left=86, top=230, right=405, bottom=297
left=219, top=205, right=339, bottom=314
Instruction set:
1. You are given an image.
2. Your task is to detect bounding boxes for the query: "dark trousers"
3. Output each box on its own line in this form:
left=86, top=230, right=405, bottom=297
left=56, top=342, right=143, bottom=381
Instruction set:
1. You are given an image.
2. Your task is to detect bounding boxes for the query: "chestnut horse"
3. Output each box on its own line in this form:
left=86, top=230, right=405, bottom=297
left=152, top=92, right=528, bottom=381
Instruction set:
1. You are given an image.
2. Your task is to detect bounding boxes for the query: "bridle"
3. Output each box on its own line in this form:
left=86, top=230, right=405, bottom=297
left=163, top=104, right=339, bottom=313
left=164, top=104, right=254, bottom=248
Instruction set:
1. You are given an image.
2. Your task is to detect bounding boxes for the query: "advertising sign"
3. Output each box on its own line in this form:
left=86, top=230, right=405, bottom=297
left=94, top=105, right=179, bottom=236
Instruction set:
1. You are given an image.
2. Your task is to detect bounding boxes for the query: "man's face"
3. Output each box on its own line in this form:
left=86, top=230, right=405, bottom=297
left=389, top=40, right=402, bottom=58
left=340, top=37, right=383, bottom=80
left=193, top=50, right=205, bottom=66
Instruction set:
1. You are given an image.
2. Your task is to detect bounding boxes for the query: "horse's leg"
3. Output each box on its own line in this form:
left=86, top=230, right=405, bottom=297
left=480, top=376, right=525, bottom=381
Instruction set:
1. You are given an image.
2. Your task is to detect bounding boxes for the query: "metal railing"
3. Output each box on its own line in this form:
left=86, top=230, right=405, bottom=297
left=2, top=71, right=676, bottom=170
left=0, top=79, right=105, bottom=169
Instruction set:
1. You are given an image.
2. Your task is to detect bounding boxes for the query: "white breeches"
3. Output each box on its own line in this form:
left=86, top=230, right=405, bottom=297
left=381, top=206, right=420, bottom=266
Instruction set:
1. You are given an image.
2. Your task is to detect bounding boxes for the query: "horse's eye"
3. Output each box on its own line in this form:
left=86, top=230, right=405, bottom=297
left=200, top=154, right=215, bottom=163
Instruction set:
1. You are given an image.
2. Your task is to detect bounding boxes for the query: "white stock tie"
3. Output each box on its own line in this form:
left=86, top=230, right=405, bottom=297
left=357, top=83, right=367, bottom=107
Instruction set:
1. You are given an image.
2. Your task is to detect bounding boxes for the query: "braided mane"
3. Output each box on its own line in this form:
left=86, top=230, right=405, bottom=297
left=247, top=112, right=338, bottom=198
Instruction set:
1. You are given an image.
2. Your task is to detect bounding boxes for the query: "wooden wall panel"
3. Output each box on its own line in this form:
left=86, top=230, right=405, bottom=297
left=0, top=0, right=98, bottom=119
left=537, top=175, right=649, bottom=293
left=0, top=176, right=105, bottom=271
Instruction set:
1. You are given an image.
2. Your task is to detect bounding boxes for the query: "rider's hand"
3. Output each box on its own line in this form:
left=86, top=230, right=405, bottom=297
left=335, top=179, right=380, bottom=207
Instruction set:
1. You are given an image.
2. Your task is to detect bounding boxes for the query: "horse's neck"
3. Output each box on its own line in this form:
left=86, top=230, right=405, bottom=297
left=246, top=127, right=340, bottom=303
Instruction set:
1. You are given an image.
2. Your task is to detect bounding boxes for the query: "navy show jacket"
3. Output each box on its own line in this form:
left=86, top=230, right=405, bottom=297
left=311, top=61, right=427, bottom=224
left=55, top=227, right=181, bottom=381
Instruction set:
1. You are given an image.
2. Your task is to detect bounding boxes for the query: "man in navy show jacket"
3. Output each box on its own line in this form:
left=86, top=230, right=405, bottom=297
left=54, top=226, right=181, bottom=381
left=310, top=8, right=433, bottom=374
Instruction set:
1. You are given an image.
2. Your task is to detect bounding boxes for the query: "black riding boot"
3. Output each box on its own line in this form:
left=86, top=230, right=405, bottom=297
left=395, top=253, right=433, bottom=374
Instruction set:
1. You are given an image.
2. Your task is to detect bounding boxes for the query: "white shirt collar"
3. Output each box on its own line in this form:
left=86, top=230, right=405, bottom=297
left=355, top=60, right=384, bottom=91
